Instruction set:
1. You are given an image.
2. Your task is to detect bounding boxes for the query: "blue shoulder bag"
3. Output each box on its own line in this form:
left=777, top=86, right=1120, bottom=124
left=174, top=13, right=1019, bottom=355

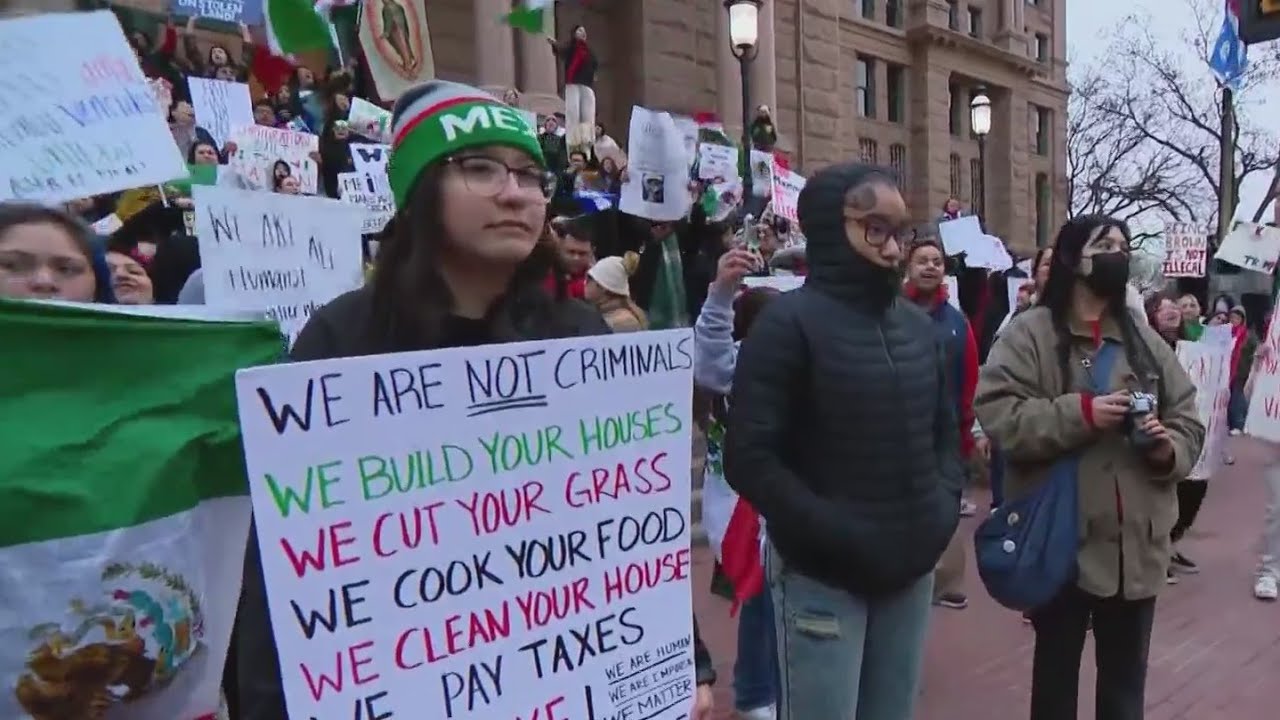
left=974, top=340, right=1121, bottom=612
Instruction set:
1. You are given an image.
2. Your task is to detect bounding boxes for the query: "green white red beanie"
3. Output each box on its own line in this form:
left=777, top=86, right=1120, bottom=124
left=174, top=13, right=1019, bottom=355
left=387, top=80, right=545, bottom=208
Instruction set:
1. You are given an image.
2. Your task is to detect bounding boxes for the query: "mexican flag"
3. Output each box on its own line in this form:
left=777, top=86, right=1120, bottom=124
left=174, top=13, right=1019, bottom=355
left=264, top=0, right=337, bottom=58
left=253, top=0, right=343, bottom=94
left=699, top=412, right=765, bottom=612
left=0, top=300, right=282, bottom=720
left=504, top=0, right=556, bottom=33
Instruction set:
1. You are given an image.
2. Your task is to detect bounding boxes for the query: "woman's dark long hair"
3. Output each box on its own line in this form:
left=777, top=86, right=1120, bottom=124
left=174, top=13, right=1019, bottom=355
left=368, top=165, right=566, bottom=352
left=1031, top=245, right=1053, bottom=292
left=1039, top=214, right=1161, bottom=396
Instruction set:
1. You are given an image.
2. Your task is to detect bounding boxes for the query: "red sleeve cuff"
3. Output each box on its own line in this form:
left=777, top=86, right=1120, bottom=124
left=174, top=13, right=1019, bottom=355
left=1080, top=392, right=1096, bottom=428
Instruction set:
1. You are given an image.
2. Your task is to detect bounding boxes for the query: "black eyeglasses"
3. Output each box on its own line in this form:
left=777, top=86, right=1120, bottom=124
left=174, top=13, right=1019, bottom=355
left=849, top=216, right=916, bottom=247
left=447, top=156, right=556, bottom=200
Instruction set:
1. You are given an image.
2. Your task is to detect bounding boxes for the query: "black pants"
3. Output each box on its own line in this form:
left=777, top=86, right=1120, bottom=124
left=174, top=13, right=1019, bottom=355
left=1170, top=479, right=1208, bottom=544
left=1029, top=586, right=1156, bottom=720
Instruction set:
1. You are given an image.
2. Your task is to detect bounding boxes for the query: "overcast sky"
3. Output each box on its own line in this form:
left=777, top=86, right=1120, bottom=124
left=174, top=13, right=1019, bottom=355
left=1066, top=0, right=1278, bottom=222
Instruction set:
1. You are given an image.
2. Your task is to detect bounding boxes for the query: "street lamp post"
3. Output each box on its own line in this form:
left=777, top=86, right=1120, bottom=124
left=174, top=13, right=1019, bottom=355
left=725, top=0, right=762, bottom=201
left=970, top=87, right=992, bottom=223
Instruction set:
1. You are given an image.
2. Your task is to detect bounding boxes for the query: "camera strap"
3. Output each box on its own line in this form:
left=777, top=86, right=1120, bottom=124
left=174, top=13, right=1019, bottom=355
left=1080, top=340, right=1122, bottom=395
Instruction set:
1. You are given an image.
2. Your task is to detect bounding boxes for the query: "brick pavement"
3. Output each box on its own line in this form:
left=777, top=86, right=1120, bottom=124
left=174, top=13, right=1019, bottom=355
left=691, top=437, right=1280, bottom=720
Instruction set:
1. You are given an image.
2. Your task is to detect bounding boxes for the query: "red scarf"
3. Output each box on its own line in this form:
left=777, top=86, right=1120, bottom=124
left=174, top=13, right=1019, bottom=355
left=1230, top=323, right=1248, bottom=383
left=566, top=40, right=589, bottom=85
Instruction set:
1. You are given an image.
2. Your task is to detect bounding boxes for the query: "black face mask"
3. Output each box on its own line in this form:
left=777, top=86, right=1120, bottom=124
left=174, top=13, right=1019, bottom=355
left=1082, top=251, right=1130, bottom=299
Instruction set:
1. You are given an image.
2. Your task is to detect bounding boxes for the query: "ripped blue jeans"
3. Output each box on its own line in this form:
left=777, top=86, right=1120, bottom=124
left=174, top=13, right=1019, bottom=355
left=767, top=541, right=933, bottom=720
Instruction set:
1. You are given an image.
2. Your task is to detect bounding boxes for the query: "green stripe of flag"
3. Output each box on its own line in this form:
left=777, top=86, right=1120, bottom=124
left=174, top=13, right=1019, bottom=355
left=266, top=0, right=334, bottom=56
left=0, top=300, right=284, bottom=548
left=503, top=7, right=547, bottom=33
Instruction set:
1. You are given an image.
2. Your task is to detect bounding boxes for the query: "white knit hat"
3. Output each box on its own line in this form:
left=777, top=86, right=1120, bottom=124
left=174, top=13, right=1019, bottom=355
left=588, top=256, right=630, bottom=296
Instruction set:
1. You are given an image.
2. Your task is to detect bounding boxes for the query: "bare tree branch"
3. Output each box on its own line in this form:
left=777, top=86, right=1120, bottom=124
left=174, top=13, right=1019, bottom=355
left=1067, top=0, right=1280, bottom=233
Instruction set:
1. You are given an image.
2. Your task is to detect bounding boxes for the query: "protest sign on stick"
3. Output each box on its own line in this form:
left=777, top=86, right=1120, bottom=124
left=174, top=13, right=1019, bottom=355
left=192, top=186, right=364, bottom=343
left=233, top=330, right=697, bottom=720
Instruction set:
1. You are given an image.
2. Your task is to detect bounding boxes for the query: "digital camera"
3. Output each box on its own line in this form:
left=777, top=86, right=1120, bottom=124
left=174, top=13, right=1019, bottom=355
left=1124, top=391, right=1159, bottom=449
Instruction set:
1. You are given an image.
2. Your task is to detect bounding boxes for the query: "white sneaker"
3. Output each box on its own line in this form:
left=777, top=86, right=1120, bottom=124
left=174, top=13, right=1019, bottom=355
left=740, top=707, right=777, bottom=720
left=1230, top=428, right=1243, bottom=436
left=1255, top=575, right=1279, bottom=601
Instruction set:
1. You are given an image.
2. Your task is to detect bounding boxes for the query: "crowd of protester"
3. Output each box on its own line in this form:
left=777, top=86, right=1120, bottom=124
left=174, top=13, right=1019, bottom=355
left=5, top=8, right=1280, bottom=720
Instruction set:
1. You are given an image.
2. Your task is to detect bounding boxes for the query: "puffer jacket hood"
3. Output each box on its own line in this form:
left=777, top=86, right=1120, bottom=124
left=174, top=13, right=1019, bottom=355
left=796, top=162, right=902, bottom=309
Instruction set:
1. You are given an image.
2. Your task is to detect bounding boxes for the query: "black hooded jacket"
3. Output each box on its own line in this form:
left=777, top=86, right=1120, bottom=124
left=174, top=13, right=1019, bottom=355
left=723, top=163, right=964, bottom=596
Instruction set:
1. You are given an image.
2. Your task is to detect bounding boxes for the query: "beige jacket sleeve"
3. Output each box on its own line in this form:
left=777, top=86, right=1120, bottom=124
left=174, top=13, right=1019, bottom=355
left=974, top=317, right=1096, bottom=463
left=1138, top=325, right=1205, bottom=485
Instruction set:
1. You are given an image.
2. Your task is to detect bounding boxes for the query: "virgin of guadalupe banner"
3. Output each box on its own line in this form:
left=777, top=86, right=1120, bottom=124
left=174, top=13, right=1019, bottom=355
left=358, top=0, right=435, bottom=100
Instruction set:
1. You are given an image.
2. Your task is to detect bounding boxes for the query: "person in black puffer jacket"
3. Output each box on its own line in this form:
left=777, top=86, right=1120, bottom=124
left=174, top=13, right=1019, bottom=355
left=723, top=162, right=963, bottom=720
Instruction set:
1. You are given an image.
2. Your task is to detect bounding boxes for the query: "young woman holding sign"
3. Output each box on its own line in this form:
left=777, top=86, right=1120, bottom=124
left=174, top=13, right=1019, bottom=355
left=234, top=79, right=717, bottom=720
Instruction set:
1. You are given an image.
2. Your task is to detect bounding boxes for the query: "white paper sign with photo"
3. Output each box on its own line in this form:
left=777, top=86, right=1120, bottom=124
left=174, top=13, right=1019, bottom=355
left=228, top=125, right=320, bottom=195
left=619, top=106, right=693, bottom=222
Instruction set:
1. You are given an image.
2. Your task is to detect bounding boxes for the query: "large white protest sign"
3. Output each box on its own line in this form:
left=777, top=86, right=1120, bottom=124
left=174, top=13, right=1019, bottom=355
left=189, top=77, right=253, bottom=149
left=229, top=125, right=320, bottom=195
left=338, top=172, right=396, bottom=234
left=233, top=330, right=697, bottom=720
left=1215, top=221, right=1280, bottom=275
left=1177, top=339, right=1231, bottom=479
left=769, top=162, right=805, bottom=223
left=192, top=186, right=364, bottom=342
left=350, top=143, right=391, bottom=175
left=619, top=107, right=693, bottom=222
left=0, top=11, right=187, bottom=204
left=1162, top=222, right=1208, bottom=278
left=1246, top=286, right=1280, bottom=441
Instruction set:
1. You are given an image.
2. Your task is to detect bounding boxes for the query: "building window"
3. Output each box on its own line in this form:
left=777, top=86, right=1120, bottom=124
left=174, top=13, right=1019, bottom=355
left=861, top=0, right=876, bottom=19
left=887, top=64, right=906, bottom=123
left=856, top=56, right=876, bottom=118
left=970, top=157, right=983, bottom=208
left=949, top=153, right=963, bottom=197
left=949, top=83, right=962, bottom=135
left=1035, top=172, right=1051, bottom=247
left=890, top=143, right=907, bottom=184
left=948, top=1, right=960, bottom=30
left=886, top=0, right=903, bottom=27
left=1033, top=105, right=1050, bottom=155
left=859, top=138, right=880, bottom=163
left=967, top=6, right=983, bottom=38
left=1035, top=33, right=1048, bottom=61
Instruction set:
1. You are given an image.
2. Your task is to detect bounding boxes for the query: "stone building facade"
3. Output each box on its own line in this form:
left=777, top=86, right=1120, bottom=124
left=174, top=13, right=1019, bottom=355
left=94, top=0, right=1068, bottom=256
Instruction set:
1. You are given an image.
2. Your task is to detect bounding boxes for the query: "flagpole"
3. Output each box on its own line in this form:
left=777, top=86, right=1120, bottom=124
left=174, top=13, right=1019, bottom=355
left=1217, top=85, right=1235, bottom=244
